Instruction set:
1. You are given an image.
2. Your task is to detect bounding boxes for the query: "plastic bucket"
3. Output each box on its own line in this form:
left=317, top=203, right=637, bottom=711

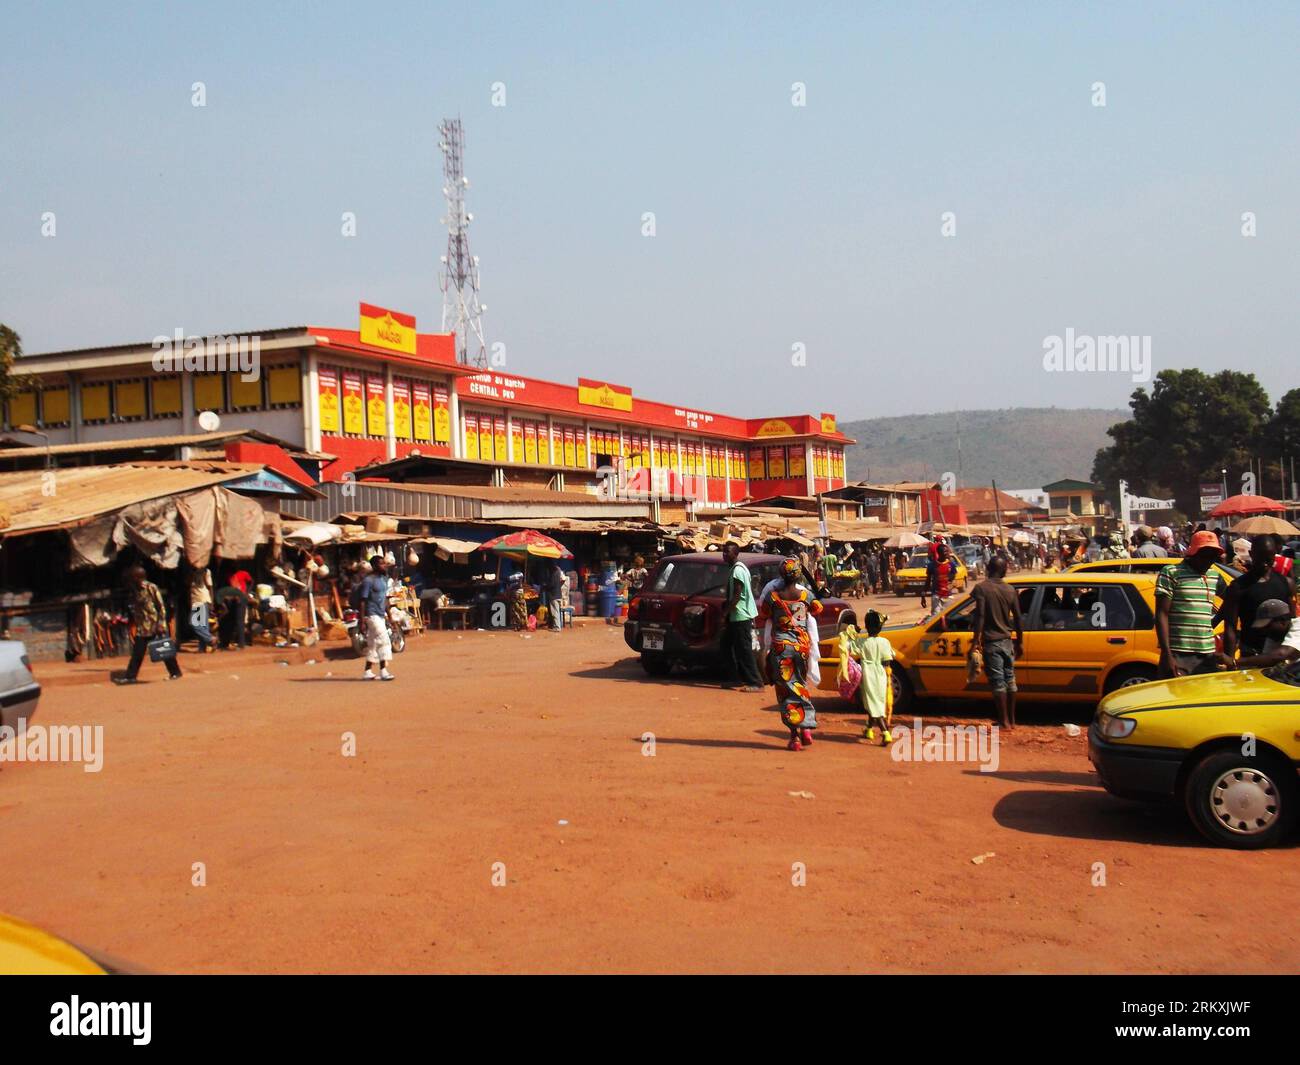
left=598, top=585, right=619, bottom=617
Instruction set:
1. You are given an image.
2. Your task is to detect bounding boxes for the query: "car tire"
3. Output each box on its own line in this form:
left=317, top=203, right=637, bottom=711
left=890, top=666, right=914, bottom=716
left=640, top=653, right=673, bottom=677
left=1102, top=664, right=1158, bottom=694
left=1183, top=748, right=1297, bottom=849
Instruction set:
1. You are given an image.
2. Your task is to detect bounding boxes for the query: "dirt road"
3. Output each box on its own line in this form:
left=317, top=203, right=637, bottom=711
left=2, top=596, right=1296, bottom=973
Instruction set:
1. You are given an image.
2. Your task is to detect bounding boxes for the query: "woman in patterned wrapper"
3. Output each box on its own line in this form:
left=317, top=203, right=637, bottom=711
left=757, top=557, right=824, bottom=751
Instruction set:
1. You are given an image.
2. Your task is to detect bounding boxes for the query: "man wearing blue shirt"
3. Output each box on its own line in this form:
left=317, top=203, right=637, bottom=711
left=352, top=555, right=395, bottom=681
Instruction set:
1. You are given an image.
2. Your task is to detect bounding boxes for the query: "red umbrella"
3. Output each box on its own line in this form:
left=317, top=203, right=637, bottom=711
left=479, top=529, right=574, bottom=559
left=1209, top=493, right=1286, bottom=518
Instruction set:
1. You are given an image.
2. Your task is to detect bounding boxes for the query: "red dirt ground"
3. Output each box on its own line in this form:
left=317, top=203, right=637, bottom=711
left=2, top=593, right=1297, bottom=973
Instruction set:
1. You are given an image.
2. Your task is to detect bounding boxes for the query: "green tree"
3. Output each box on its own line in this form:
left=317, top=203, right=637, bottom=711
left=1092, top=369, right=1272, bottom=515
left=0, top=324, right=20, bottom=401
left=1261, top=388, right=1300, bottom=497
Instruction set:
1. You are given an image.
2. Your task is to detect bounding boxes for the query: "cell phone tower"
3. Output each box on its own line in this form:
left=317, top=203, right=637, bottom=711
left=438, top=117, right=488, bottom=367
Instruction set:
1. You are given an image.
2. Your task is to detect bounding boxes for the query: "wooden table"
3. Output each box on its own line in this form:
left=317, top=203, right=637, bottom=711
left=432, top=605, right=472, bottom=630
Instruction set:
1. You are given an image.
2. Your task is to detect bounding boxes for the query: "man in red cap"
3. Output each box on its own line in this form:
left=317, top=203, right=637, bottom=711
left=1154, top=529, right=1231, bottom=678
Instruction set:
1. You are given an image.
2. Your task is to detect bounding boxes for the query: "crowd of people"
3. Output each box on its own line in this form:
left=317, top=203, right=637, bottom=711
left=716, top=520, right=1300, bottom=747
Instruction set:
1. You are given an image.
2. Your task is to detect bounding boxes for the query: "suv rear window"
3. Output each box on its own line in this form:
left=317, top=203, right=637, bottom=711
left=650, top=559, right=784, bottom=598
left=651, top=561, right=728, bottom=596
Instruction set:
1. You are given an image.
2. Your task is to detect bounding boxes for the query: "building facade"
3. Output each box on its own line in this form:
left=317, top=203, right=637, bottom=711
left=6, top=319, right=851, bottom=510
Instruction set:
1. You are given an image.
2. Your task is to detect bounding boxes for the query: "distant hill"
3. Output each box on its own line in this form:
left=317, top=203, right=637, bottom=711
left=839, top=408, right=1129, bottom=490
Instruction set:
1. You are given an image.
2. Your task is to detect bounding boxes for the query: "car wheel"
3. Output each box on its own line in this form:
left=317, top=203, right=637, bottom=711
left=1102, top=664, right=1158, bottom=693
left=1183, top=749, right=1297, bottom=849
left=890, top=667, right=914, bottom=716
left=640, top=653, right=673, bottom=677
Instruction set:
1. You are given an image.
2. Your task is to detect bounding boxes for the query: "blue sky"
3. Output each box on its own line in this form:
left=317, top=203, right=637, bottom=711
left=2, top=1, right=1297, bottom=420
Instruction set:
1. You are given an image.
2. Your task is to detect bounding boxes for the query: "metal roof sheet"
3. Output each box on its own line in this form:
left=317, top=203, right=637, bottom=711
left=0, top=462, right=288, bottom=537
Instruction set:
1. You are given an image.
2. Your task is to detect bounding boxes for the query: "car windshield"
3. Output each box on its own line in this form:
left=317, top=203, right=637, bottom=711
left=906, top=552, right=929, bottom=568
left=749, top=562, right=783, bottom=594
left=1262, top=660, right=1300, bottom=688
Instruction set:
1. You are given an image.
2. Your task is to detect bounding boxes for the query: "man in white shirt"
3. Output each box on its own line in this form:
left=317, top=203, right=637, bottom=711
left=1234, top=599, right=1300, bottom=668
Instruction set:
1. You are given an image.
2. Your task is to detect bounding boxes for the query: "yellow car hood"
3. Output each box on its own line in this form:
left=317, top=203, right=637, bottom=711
left=0, top=914, right=106, bottom=975
left=1098, top=668, right=1297, bottom=716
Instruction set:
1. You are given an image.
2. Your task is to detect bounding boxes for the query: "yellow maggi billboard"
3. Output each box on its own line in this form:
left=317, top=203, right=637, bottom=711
left=359, top=302, right=417, bottom=355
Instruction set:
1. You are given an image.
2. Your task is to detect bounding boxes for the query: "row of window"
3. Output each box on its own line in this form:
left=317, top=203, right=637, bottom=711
left=455, top=409, right=845, bottom=479
left=1, top=370, right=302, bottom=430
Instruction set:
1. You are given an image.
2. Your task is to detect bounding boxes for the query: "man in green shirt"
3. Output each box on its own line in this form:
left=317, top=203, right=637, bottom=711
left=1155, top=530, right=1231, bottom=678
left=721, top=542, right=763, bottom=691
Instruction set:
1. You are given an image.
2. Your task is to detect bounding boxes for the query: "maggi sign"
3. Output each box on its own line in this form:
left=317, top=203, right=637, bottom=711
left=359, top=302, right=417, bottom=355
left=578, top=378, right=633, bottom=413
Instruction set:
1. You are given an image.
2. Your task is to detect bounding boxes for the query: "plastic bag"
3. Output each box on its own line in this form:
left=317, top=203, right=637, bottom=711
left=836, top=625, right=862, bottom=699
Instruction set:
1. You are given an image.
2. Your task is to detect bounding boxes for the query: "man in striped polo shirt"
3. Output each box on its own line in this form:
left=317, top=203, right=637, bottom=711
left=1155, top=529, right=1231, bottom=678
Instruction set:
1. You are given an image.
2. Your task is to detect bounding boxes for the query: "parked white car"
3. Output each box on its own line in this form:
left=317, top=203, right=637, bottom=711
left=0, top=641, right=40, bottom=733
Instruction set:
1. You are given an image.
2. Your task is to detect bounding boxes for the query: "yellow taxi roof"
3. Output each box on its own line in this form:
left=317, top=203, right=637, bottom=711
left=1008, top=572, right=1158, bottom=585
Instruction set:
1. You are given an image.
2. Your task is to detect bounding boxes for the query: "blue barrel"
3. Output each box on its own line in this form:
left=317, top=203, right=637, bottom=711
left=598, top=584, right=619, bottom=617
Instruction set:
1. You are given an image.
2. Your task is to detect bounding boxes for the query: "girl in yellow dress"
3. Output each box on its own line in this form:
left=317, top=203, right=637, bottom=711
left=850, top=609, right=894, bottom=745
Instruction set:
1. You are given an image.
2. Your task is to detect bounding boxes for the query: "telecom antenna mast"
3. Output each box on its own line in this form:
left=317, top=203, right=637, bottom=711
left=438, top=117, right=488, bottom=367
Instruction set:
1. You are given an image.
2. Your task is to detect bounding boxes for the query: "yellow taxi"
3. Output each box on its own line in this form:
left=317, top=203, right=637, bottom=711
left=0, top=913, right=112, bottom=973
left=892, top=548, right=968, bottom=597
left=820, top=573, right=1162, bottom=710
left=1067, top=557, right=1241, bottom=585
left=1090, top=665, right=1300, bottom=848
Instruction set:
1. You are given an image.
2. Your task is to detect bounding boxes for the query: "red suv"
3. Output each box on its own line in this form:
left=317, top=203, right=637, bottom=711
left=623, top=552, right=857, bottom=675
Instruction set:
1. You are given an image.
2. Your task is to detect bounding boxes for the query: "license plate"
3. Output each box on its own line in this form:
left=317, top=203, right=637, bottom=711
left=643, top=632, right=664, bottom=651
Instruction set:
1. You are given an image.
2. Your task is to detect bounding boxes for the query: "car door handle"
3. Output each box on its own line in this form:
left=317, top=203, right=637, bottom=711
left=1107, top=637, right=1127, bottom=644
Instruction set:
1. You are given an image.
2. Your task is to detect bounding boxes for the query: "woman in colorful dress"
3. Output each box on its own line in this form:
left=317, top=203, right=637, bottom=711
left=757, top=558, right=824, bottom=751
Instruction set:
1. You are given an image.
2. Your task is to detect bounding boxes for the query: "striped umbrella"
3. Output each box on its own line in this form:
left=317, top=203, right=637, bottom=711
left=479, top=529, right=574, bottom=560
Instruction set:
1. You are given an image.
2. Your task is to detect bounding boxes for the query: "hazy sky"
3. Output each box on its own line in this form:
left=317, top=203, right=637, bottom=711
left=3, top=1, right=1297, bottom=421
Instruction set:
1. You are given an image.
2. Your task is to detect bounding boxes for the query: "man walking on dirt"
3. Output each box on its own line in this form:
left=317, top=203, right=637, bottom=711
left=721, top=542, right=764, bottom=692
left=352, top=555, right=395, bottom=681
left=925, top=542, right=959, bottom=617
left=972, top=555, right=1022, bottom=729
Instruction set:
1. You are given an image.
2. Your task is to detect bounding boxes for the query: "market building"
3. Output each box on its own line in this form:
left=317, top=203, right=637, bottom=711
left=5, top=308, right=853, bottom=521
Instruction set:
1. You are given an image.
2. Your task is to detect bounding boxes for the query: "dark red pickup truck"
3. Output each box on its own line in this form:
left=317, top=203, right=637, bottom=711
left=623, top=551, right=856, bottom=675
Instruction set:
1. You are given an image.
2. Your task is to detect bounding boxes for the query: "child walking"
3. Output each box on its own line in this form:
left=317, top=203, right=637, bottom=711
left=852, top=609, right=894, bottom=745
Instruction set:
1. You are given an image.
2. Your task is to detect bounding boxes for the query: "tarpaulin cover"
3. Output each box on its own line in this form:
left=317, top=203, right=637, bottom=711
left=111, top=497, right=183, bottom=569
left=176, top=489, right=217, bottom=567
left=67, top=515, right=118, bottom=569
left=214, top=487, right=264, bottom=559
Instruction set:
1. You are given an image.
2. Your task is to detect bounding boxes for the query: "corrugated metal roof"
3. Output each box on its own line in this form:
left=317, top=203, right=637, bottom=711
left=0, top=461, right=274, bottom=537
left=0, top=428, right=332, bottom=462
left=354, top=479, right=607, bottom=505
left=288, top=480, right=651, bottom=523
left=19, top=328, right=310, bottom=362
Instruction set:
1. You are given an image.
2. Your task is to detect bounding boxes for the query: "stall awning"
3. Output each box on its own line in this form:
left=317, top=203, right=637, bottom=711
left=412, top=535, right=484, bottom=562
